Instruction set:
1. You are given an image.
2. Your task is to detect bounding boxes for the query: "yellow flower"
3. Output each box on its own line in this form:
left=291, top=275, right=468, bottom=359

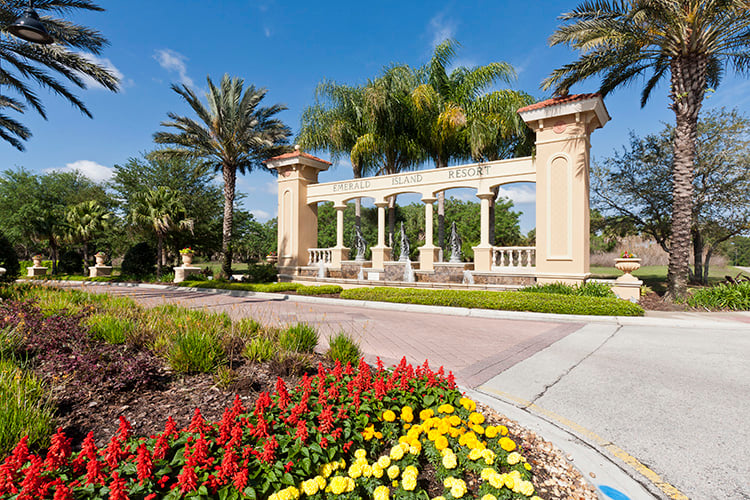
left=482, top=449, right=496, bottom=465
left=347, top=463, right=362, bottom=479
left=472, top=424, right=485, bottom=435
left=504, top=474, right=515, bottom=489
left=387, top=464, right=400, bottom=480
left=362, top=424, right=376, bottom=440
left=329, top=476, right=347, bottom=495
left=438, top=404, right=454, bottom=414
left=442, top=452, right=457, bottom=469
left=488, top=473, right=504, bottom=489
left=481, top=495, right=497, bottom=500
left=354, top=448, right=367, bottom=460
left=499, top=437, right=516, bottom=452
left=468, top=448, right=483, bottom=460
left=403, top=465, right=418, bottom=478
left=524, top=463, right=532, bottom=471
left=402, top=476, right=417, bottom=491
left=518, top=480, right=535, bottom=496
left=480, top=468, right=494, bottom=481
left=485, top=426, right=498, bottom=439
left=401, top=406, right=414, bottom=422
left=301, top=479, right=319, bottom=496
left=448, top=415, right=461, bottom=427
left=373, top=485, right=389, bottom=500
left=419, top=409, right=434, bottom=420
left=507, top=452, right=521, bottom=465
left=361, top=464, right=373, bottom=478
left=498, top=425, right=509, bottom=436
left=468, top=412, right=485, bottom=425
left=372, top=465, right=384, bottom=478
left=382, top=410, right=396, bottom=422
left=377, top=456, right=391, bottom=469
left=269, top=494, right=279, bottom=500
left=432, top=497, right=446, bottom=500
left=434, top=435, right=449, bottom=451
left=389, top=445, right=405, bottom=461
left=409, top=443, right=421, bottom=455
left=449, top=479, right=467, bottom=498
left=459, top=397, right=476, bottom=411
left=315, top=476, right=326, bottom=489
left=427, top=429, right=440, bottom=441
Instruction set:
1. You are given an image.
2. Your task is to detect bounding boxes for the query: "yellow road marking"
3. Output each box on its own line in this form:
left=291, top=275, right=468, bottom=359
left=480, top=387, right=689, bottom=500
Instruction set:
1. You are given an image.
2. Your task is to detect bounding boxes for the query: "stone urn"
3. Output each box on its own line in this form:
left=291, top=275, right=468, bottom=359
left=95, top=253, right=107, bottom=266
left=181, top=252, right=194, bottom=266
left=32, top=255, right=42, bottom=267
left=615, top=258, right=642, bottom=276
left=266, top=253, right=278, bottom=264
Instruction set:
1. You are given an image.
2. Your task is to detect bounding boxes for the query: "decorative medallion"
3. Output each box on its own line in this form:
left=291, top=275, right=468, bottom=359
left=553, top=121, right=567, bottom=134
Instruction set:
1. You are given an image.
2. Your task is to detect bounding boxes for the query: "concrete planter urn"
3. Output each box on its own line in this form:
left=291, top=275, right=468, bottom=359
left=180, top=251, right=194, bottom=266
left=615, top=258, right=641, bottom=275
left=266, top=253, right=278, bottom=264
left=32, top=255, right=42, bottom=267
left=94, top=253, right=107, bottom=266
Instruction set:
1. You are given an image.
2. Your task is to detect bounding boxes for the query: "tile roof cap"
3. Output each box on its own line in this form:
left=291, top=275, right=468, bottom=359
left=265, top=146, right=332, bottom=165
left=517, top=93, right=602, bottom=114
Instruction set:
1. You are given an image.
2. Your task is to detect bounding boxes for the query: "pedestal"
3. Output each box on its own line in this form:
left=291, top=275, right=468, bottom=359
left=370, top=246, right=392, bottom=270
left=174, top=266, right=202, bottom=283
left=613, top=274, right=642, bottom=303
left=27, top=266, right=47, bottom=277
left=418, top=246, right=441, bottom=271
left=89, top=266, right=113, bottom=278
left=472, top=245, right=493, bottom=272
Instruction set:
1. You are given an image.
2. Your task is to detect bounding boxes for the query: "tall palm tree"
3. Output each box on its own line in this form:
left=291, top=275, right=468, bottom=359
left=298, top=81, right=375, bottom=231
left=64, top=200, right=111, bottom=264
left=413, top=39, right=516, bottom=251
left=0, top=0, right=119, bottom=150
left=543, top=0, right=750, bottom=299
left=154, top=74, right=291, bottom=279
left=130, top=186, right=193, bottom=279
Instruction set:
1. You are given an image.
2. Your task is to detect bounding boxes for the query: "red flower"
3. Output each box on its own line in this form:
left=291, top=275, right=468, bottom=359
left=104, top=436, right=125, bottom=470
left=18, top=456, right=45, bottom=500
left=284, top=461, right=294, bottom=472
left=320, top=437, right=329, bottom=449
left=294, top=420, right=308, bottom=443
left=275, top=377, right=290, bottom=410
left=176, top=464, right=198, bottom=493
left=259, top=436, right=278, bottom=463
left=188, top=408, right=208, bottom=434
left=52, top=482, right=74, bottom=500
left=108, top=472, right=129, bottom=500
left=85, top=454, right=106, bottom=486
left=233, top=468, right=249, bottom=491
left=136, top=444, right=153, bottom=484
left=116, top=416, right=132, bottom=442
left=189, top=435, right=210, bottom=467
left=44, top=428, right=71, bottom=470
left=71, top=432, right=97, bottom=473
left=218, top=449, right=238, bottom=482
left=317, top=405, right=335, bottom=434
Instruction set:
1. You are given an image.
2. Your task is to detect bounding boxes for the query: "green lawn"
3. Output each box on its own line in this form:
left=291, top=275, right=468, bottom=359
left=591, top=265, right=746, bottom=294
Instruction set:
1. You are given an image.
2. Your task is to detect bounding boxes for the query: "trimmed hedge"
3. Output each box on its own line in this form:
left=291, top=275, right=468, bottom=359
left=296, top=284, right=343, bottom=295
left=178, top=280, right=301, bottom=293
left=340, top=287, right=644, bottom=316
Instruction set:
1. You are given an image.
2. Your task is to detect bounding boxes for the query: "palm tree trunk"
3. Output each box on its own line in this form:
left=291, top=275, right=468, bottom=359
left=221, top=164, right=237, bottom=279
left=692, top=227, right=703, bottom=285
left=354, top=171, right=362, bottom=232
left=436, top=157, right=448, bottom=256
left=489, top=186, right=500, bottom=245
left=388, top=195, right=397, bottom=248
left=667, top=56, right=706, bottom=300
left=156, top=234, right=163, bottom=279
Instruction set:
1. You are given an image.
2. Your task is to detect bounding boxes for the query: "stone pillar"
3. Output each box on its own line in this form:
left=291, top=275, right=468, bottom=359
left=419, top=197, right=440, bottom=271
left=265, top=147, right=332, bottom=276
left=518, top=94, right=610, bottom=284
left=371, top=201, right=391, bottom=269
left=331, top=203, right=349, bottom=266
left=472, top=193, right=494, bottom=271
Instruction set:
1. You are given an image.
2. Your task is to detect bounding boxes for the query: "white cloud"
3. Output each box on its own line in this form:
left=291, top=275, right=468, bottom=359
left=153, top=49, right=194, bottom=88
left=266, top=181, right=278, bottom=195
left=47, top=160, right=114, bottom=182
left=78, top=53, right=129, bottom=90
left=428, top=13, right=455, bottom=47
left=250, top=209, right=271, bottom=220
left=496, top=184, right=536, bottom=204
left=264, top=27, right=272, bottom=38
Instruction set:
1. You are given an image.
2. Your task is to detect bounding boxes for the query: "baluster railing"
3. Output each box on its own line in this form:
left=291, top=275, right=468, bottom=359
left=491, top=246, right=535, bottom=270
left=308, top=248, right=333, bottom=265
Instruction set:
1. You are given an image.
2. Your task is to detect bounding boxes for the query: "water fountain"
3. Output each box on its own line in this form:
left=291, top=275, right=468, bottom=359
left=357, top=266, right=364, bottom=280
left=462, top=270, right=474, bottom=285
left=398, top=222, right=415, bottom=282
left=316, top=259, right=326, bottom=278
left=354, top=226, right=367, bottom=262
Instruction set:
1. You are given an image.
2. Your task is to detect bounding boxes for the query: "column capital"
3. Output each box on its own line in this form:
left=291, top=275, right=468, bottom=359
left=374, top=201, right=389, bottom=208
left=421, top=197, right=437, bottom=204
left=333, top=203, right=347, bottom=210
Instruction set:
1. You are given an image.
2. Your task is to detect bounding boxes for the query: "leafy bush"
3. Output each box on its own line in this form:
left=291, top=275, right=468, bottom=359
left=340, top=287, right=644, bottom=316
left=121, top=242, right=156, bottom=278
left=178, top=280, right=301, bottom=293
left=56, top=250, right=84, bottom=275
left=0, top=358, right=55, bottom=457
left=297, top=284, right=343, bottom=295
left=85, top=313, right=134, bottom=344
left=521, top=281, right=615, bottom=298
left=0, top=232, right=20, bottom=282
left=243, top=335, right=277, bottom=362
left=243, top=263, right=278, bottom=283
left=686, top=281, right=750, bottom=310
left=326, top=331, right=362, bottom=365
left=279, top=322, right=318, bottom=353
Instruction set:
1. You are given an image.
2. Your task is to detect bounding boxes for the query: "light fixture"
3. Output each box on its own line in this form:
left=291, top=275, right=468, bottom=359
left=8, top=1, right=53, bottom=45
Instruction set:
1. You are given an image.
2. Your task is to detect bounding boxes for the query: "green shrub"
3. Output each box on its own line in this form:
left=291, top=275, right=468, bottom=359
left=521, top=281, right=615, bottom=298
left=0, top=323, right=24, bottom=357
left=326, top=331, right=362, bottom=365
left=0, top=232, right=20, bottom=283
left=686, top=281, right=750, bottom=310
left=167, top=329, right=226, bottom=373
left=340, top=287, right=644, bottom=316
left=177, top=280, right=301, bottom=293
left=85, top=314, right=134, bottom=344
left=279, top=323, right=319, bottom=353
left=243, top=336, right=277, bottom=362
left=121, top=242, right=156, bottom=278
left=244, top=263, right=278, bottom=283
left=57, top=250, right=84, bottom=275
left=270, top=350, right=314, bottom=377
left=213, top=366, right=238, bottom=389
left=0, top=358, right=55, bottom=456
left=297, top=285, right=343, bottom=296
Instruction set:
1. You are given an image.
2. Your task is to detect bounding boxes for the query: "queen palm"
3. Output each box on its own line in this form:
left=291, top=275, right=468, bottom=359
left=130, top=187, right=192, bottom=279
left=64, top=200, right=111, bottom=264
left=154, top=74, right=291, bottom=279
left=412, top=39, right=516, bottom=251
left=0, top=0, right=119, bottom=150
left=543, top=0, right=750, bottom=299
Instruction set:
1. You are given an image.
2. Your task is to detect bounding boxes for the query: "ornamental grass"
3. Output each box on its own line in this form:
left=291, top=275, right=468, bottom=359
left=0, top=359, right=541, bottom=500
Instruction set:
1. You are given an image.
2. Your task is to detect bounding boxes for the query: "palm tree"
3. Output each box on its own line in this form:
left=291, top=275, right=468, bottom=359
left=0, top=0, right=119, bottom=150
left=130, top=187, right=193, bottom=279
left=413, top=39, right=516, bottom=251
left=543, top=0, right=750, bottom=299
left=64, top=200, right=111, bottom=264
left=298, top=81, right=375, bottom=232
left=154, top=74, right=291, bottom=279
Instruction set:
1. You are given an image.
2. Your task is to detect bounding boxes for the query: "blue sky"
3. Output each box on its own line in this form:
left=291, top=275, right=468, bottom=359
left=5, top=0, right=750, bottom=233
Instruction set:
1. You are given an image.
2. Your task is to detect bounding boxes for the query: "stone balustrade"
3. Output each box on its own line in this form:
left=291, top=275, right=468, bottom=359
left=492, top=246, right=535, bottom=270
left=308, top=248, right=333, bottom=265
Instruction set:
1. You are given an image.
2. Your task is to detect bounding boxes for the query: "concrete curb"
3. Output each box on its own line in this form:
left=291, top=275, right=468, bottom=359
left=464, top=387, right=662, bottom=500
left=45, top=279, right=750, bottom=331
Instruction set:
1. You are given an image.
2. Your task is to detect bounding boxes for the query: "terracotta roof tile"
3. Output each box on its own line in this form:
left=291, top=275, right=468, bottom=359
left=517, top=93, right=602, bottom=114
left=265, top=149, right=332, bottom=165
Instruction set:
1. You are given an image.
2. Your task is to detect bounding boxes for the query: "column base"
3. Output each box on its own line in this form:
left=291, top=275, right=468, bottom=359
left=27, top=266, right=48, bottom=277
left=174, top=266, right=202, bottom=283
left=418, top=245, right=441, bottom=271
left=370, top=246, right=392, bottom=270
left=330, top=247, right=350, bottom=267
left=472, top=245, right=493, bottom=272
left=88, top=266, right=112, bottom=278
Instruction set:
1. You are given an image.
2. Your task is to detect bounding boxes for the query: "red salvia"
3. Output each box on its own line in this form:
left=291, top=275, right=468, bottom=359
left=108, top=471, right=129, bottom=500
left=135, top=444, right=153, bottom=484
left=44, top=428, right=72, bottom=470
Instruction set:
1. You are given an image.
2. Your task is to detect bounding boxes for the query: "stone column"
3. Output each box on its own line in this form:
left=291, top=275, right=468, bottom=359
left=518, top=94, right=610, bottom=284
left=370, top=201, right=391, bottom=269
left=418, top=197, right=440, bottom=271
left=472, top=193, right=494, bottom=271
left=331, top=203, right=349, bottom=266
left=265, top=147, right=332, bottom=278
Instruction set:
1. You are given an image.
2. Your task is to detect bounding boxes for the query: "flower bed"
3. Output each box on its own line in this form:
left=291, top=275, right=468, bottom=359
left=0, top=359, right=542, bottom=500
